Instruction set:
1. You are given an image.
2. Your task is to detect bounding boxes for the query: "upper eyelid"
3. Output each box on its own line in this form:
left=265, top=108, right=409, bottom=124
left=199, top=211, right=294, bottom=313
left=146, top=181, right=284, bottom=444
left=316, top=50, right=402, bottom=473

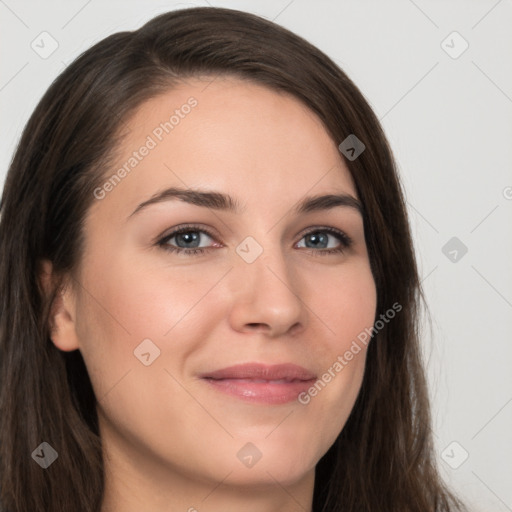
left=158, top=225, right=217, bottom=243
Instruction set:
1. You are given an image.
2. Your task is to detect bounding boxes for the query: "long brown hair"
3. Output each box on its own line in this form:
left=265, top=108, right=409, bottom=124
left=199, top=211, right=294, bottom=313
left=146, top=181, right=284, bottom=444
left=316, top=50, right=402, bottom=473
left=0, top=6, right=468, bottom=511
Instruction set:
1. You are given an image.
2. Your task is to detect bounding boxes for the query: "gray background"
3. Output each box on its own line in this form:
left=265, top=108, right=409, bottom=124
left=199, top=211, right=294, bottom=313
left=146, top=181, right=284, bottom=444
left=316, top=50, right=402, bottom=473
left=1, top=1, right=511, bottom=510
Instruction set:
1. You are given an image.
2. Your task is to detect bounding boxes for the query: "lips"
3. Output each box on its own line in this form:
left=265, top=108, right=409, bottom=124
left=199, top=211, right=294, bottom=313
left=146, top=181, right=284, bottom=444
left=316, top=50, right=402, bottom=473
left=199, top=363, right=317, bottom=404
left=199, top=363, right=316, bottom=381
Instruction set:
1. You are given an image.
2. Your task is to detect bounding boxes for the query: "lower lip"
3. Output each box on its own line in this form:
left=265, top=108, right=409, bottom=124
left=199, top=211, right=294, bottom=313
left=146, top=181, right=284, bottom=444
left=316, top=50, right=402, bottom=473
left=202, top=378, right=316, bottom=404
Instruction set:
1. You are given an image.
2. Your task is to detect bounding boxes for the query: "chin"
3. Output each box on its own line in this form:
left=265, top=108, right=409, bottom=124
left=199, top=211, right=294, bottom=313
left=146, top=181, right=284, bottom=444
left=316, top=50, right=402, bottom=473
left=213, top=437, right=318, bottom=488
left=221, top=458, right=313, bottom=489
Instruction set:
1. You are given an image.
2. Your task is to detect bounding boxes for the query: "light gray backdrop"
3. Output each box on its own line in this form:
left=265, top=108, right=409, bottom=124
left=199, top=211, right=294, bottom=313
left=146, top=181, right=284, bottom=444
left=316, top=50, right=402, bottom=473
left=1, top=1, right=511, bottom=510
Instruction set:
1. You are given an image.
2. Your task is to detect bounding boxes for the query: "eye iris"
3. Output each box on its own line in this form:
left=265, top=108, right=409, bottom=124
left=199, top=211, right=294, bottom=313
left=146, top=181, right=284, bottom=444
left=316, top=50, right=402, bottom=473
left=306, top=232, right=328, bottom=249
left=176, top=231, right=200, bottom=248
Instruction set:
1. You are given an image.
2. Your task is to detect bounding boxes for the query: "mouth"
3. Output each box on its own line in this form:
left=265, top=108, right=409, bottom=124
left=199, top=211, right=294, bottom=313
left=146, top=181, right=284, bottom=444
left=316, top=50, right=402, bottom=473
left=199, top=363, right=317, bottom=405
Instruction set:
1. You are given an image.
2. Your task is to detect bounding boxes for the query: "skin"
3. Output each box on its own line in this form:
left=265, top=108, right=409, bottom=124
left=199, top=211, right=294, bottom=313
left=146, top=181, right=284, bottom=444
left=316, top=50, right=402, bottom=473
left=45, top=77, right=377, bottom=512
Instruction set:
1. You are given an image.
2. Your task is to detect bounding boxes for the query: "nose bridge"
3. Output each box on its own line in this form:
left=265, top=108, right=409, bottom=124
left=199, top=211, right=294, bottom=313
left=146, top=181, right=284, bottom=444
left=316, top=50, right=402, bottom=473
left=235, top=232, right=291, bottom=288
left=228, top=232, right=305, bottom=335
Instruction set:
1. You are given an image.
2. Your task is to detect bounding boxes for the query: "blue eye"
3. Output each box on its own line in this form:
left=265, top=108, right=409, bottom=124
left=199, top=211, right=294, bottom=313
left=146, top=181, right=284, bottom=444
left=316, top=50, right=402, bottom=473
left=157, top=225, right=217, bottom=256
left=296, top=228, right=352, bottom=256
left=157, top=224, right=352, bottom=257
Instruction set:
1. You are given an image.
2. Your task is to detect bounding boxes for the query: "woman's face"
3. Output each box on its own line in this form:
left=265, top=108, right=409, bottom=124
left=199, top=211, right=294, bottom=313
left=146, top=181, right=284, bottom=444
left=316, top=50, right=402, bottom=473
left=51, top=78, right=377, bottom=504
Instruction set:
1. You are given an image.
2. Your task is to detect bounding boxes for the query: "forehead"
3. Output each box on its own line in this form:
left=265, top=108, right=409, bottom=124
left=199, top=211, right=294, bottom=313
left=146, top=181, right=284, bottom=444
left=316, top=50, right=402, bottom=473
left=93, top=77, right=358, bottom=218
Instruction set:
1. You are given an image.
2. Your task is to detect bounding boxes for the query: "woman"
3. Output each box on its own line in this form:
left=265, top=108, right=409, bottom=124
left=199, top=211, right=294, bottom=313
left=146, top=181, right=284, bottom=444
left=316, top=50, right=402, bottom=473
left=0, top=6, right=469, bottom=512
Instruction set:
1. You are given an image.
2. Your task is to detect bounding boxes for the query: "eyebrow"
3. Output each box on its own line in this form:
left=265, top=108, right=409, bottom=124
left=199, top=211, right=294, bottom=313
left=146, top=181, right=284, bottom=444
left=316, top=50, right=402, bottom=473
left=128, top=187, right=364, bottom=219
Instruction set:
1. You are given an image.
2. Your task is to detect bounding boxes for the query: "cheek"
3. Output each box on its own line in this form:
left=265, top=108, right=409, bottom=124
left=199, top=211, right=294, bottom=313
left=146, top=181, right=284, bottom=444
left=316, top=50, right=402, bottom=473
left=78, top=243, right=204, bottom=334
left=301, top=260, right=376, bottom=430
left=73, top=252, right=223, bottom=392
left=319, top=259, right=377, bottom=351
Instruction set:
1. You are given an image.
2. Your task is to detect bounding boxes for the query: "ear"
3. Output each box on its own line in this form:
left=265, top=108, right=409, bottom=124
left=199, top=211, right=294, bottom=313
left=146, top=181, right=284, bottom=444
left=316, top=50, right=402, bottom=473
left=39, top=259, right=80, bottom=352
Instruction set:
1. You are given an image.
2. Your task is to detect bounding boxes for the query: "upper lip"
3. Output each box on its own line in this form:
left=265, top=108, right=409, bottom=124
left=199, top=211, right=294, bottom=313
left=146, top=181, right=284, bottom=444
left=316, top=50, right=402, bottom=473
left=199, top=363, right=317, bottom=381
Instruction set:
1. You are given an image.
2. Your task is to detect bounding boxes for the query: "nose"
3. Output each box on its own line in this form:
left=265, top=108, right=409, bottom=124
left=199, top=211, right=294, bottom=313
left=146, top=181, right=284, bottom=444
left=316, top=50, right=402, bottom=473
left=228, top=242, right=307, bottom=338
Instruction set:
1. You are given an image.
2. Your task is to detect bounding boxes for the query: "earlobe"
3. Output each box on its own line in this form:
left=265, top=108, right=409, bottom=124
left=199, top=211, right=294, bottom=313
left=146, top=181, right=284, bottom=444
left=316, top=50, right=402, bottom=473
left=39, top=259, right=80, bottom=352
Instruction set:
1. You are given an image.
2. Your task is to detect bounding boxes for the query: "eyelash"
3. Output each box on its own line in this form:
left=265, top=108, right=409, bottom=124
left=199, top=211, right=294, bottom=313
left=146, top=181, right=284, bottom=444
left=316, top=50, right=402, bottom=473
left=156, top=224, right=353, bottom=257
